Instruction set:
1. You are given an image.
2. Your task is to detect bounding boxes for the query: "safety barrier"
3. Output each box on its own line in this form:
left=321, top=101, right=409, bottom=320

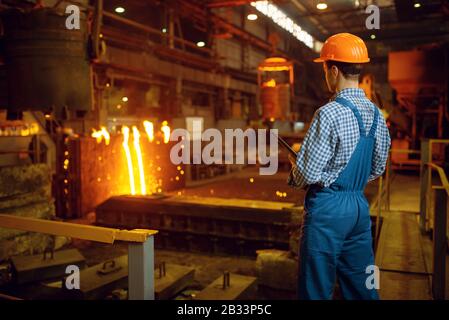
left=419, top=139, right=449, bottom=300
left=0, top=214, right=157, bottom=300
left=372, top=154, right=392, bottom=247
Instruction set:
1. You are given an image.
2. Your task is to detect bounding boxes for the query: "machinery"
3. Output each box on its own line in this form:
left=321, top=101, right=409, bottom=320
left=388, top=45, right=449, bottom=169
left=1, top=6, right=92, bottom=121
left=258, top=57, right=294, bottom=122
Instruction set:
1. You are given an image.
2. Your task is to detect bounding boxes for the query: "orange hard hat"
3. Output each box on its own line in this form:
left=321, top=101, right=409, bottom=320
left=314, top=33, right=370, bottom=64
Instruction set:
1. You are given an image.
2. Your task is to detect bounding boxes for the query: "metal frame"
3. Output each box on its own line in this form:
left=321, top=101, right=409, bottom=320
left=419, top=138, right=449, bottom=300
left=0, top=214, right=157, bottom=300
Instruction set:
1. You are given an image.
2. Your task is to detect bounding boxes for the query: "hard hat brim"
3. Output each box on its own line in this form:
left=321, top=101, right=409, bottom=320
left=313, top=57, right=370, bottom=63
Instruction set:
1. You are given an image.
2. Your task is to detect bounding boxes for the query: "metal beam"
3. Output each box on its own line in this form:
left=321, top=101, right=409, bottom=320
left=128, top=236, right=155, bottom=300
left=206, top=0, right=254, bottom=8
left=295, top=5, right=395, bottom=18
left=0, top=214, right=157, bottom=244
left=432, top=188, right=447, bottom=300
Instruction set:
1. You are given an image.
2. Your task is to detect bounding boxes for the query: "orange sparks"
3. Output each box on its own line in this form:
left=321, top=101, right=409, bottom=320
left=91, top=126, right=110, bottom=145
left=143, top=120, right=154, bottom=142
left=132, top=126, right=146, bottom=195
left=122, top=126, right=136, bottom=195
left=161, top=120, right=170, bottom=144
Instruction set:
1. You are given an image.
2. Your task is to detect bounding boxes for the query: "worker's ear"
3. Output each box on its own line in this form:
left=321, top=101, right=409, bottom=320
left=331, top=65, right=339, bottom=79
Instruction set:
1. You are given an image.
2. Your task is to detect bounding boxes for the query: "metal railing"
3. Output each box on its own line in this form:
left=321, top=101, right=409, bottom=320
left=0, top=214, right=157, bottom=300
left=419, top=139, right=449, bottom=300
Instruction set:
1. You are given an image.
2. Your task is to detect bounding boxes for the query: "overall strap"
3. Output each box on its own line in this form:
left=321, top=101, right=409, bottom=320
left=368, top=105, right=380, bottom=138
left=335, top=97, right=366, bottom=136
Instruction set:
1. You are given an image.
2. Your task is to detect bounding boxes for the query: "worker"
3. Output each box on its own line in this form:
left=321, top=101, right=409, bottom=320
left=288, top=33, right=391, bottom=300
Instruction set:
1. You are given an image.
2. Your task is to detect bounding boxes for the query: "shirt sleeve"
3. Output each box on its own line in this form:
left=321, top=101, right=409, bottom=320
left=287, top=107, right=336, bottom=189
left=368, top=110, right=391, bottom=181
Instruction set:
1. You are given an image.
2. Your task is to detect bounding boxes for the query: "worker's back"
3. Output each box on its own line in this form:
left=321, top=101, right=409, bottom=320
left=288, top=87, right=390, bottom=190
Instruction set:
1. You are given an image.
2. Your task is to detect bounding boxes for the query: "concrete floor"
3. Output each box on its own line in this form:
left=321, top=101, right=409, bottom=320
left=376, top=171, right=448, bottom=300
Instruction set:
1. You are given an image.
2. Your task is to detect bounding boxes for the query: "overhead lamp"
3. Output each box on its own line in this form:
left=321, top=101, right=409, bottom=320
left=196, top=41, right=206, bottom=47
left=251, top=1, right=315, bottom=48
left=316, top=1, right=328, bottom=10
left=162, top=28, right=167, bottom=33
left=370, top=34, right=376, bottom=40
left=414, top=2, right=421, bottom=8
left=247, top=13, right=258, bottom=21
left=115, top=7, right=125, bottom=14
left=122, top=96, right=129, bottom=102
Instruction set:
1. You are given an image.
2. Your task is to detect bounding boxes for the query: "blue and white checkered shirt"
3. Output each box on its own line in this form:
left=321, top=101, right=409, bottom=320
left=288, top=88, right=391, bottom=189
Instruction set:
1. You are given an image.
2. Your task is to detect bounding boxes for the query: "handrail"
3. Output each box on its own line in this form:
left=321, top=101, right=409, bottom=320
left=0, top=214, right=157, bottom=299
left=390, top=148, right=421, bottom=154
left=419, top=139, right=449, bottom=300
left=0, top=214, right=157, bottom=244
left=423, top=161, right=448, bottom=300
left=427, top=162, right=449, bottom=197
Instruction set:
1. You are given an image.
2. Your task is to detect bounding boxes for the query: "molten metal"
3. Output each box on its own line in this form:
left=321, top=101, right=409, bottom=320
left=143, top=120, right=154, bottom=142
left=132, top=126, right=147, bottom=195
left=122, top=126, right=136, bottom=195
left=161, top=121, right=170, bottom=144
left=91, top=126, right=110, bottom=145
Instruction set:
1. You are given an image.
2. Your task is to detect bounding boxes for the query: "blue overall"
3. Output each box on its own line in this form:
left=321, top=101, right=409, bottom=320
left=297, top=97, right=380, bottom=300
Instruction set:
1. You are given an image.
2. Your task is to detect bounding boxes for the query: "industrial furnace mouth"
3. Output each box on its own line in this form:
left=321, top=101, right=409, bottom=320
left=90, top=121, right=171, bottom=196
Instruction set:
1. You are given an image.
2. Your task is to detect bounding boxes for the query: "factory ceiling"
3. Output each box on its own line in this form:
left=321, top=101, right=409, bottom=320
left=7, top=0, right=446, bottom=59
left=202, top=0, right=449, bottom=55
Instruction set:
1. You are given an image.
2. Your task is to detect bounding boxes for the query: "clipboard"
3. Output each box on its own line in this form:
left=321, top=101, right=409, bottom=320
left=270, top=132, right=297, bottom=157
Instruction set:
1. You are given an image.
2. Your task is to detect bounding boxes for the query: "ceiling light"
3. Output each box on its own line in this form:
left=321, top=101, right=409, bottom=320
left=115, top=7, right=125, bottom=14
left=162, top=28, right=167, bottom=33
left=122, top=96, right=128, bottom=102
left=414, top=2, right=421, bottom=8
left=316, top=2, right=328, bottom=10
left=251, top=1, right=315, bottom=49
left=247, top=13, right=258, bottom=21
left=370, top=34, right=376, bottom=40
left=196, top=41, right=205, bottom=47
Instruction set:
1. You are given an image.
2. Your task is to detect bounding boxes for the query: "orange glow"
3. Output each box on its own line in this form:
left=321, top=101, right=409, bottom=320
left=161, top=121, right=170, bottom=144
left=122, top=126, right=136, bottom=195
left=91, top=126, right=110, bottom=145
left=258, top=57, right=292, bottom=71
left=259, top=66, right=291, bottom=71
left=264, top=57, right=287, bottom=63
left=263, top=79, right=277, bottom=87
left=143, top=120, right=154, bottom=142
left=132, top=126, right=147, bottom=195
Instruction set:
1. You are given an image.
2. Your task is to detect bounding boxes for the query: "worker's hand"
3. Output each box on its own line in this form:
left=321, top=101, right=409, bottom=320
left=288, top=153, right=297, bottom=166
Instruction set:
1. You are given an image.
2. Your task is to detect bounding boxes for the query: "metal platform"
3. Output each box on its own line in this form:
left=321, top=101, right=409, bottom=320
left=11, top=248, right=86, bottom=285
left=194, top=272, right=257, bottom=300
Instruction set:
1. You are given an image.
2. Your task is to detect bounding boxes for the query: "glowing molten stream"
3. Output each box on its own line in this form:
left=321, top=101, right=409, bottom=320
left=161, top=121, right=171, bottom=144
left=92, top=126, right=110, bottom=145
left=143, top=120, right=154, bottom=142
left=122, top=126, right=136, bottom=195
left=132, top=126, right=147, bottom=195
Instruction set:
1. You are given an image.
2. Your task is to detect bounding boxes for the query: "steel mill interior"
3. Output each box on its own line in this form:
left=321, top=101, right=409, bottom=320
left=0, top=0, right=448, bottom=302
